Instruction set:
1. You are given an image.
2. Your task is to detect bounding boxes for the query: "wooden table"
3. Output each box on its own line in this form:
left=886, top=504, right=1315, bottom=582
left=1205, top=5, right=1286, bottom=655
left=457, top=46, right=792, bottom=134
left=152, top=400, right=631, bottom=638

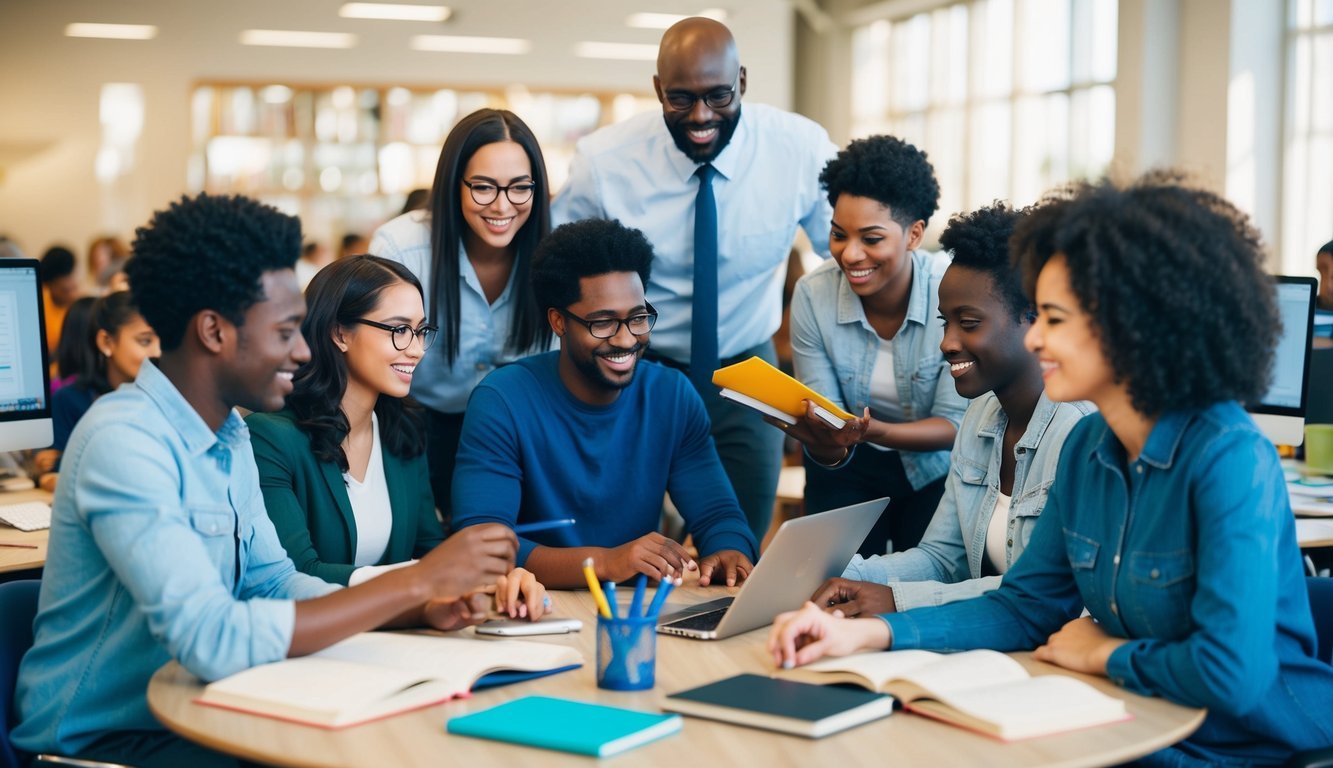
left=148, top=586, right=1204, bottom=768
left=0, top=488, right=51, bottom=574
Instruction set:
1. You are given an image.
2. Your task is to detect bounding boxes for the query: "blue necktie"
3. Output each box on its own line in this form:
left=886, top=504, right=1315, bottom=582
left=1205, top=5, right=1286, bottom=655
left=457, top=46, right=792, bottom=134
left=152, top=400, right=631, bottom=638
left=691, top=163, right=718, bottom=392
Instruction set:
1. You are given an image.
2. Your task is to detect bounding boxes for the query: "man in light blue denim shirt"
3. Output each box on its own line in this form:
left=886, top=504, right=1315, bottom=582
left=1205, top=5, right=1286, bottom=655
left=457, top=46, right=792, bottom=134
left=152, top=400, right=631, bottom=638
left=13, top=195, right=517, bottom=767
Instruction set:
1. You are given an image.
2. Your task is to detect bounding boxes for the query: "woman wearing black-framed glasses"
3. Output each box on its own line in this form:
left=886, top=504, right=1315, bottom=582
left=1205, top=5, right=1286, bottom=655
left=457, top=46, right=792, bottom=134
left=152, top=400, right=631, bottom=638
left=246, top=256, right=550, bottom=625
left=368, top=109, right=555, bottom=531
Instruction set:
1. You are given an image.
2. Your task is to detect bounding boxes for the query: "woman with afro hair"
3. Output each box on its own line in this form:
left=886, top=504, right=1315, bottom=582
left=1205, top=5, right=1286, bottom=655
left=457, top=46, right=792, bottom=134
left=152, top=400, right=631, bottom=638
left=785, top=135, right=968, bottom=557
left=770, top=172, right=1333, bottom=766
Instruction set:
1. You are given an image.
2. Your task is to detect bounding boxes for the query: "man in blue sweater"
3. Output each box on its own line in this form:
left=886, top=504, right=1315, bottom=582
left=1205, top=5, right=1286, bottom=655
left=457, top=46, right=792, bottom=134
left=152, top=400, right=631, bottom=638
left=452, top=218, right=759, bottom=589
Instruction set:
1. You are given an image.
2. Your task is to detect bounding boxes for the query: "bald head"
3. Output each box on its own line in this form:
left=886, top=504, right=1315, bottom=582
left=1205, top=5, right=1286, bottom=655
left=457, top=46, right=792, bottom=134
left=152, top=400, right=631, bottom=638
left=657, top=17, right=738, bottom=75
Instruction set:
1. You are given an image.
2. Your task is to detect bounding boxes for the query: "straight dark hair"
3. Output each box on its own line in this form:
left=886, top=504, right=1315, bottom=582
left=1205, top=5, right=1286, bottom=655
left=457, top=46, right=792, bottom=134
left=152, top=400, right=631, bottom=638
left=287, top=255, right=427, bottom=471
left=77, top=291, right=144, bottom=396
left=428, top=108, right=552, bottom=366
left=54, top=296, right=97, bottom=383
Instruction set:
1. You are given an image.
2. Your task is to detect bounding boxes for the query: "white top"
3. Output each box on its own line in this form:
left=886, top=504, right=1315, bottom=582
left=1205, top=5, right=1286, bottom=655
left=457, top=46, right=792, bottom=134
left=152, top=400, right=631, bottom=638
left=865, top=336, right=905, bottom=452
left=342, top=413, right=392, bottom=569
left=985, top=492, right=1012, bottom=575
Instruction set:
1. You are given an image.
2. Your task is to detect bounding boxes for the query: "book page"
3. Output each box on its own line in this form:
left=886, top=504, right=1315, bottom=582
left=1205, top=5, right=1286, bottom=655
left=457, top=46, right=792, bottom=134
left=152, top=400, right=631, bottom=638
left=313, top=633, right=580, bottom=687
left=200, top=656, right=443, bottom=722
left=793, top=649, right=943, bottom=690
left=883, top=649, right=1029, bottom=699
left=911, top=675, right=1126, bottom=740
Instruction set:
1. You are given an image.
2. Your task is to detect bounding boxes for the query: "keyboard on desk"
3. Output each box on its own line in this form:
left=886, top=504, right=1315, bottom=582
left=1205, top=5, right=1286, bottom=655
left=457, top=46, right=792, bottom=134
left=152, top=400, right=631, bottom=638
left=0, top=501, right=52, bottom=531
left=658, top=597, right=735, bottom=632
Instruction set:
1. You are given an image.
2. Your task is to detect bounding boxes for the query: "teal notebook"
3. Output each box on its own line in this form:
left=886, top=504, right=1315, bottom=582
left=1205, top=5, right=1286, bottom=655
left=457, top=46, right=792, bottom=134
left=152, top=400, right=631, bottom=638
left=446, top=696, right=682, bottom=757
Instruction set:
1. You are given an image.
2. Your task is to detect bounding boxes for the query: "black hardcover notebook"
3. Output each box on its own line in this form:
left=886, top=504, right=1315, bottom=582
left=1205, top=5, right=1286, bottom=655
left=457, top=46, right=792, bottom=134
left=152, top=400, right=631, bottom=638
left=661, top=673, right=895, bottom=738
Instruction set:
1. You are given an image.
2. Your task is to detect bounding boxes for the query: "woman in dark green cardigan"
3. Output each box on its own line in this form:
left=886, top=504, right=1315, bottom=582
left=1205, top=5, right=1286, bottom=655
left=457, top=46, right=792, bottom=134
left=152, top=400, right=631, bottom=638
left=248, top=255, right=548, bottom=621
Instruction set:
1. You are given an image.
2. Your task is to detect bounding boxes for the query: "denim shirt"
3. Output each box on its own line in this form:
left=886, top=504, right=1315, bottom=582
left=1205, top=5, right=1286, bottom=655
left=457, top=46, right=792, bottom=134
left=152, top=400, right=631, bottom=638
left=882, top=403, right=1333, bottom=764
left=790, top=251, right=969, bottom=489
left=12, top=361, right=338, bottom=756
left=845, top=392, right=1094, bottom=609
left=369, top=211, right=549, bottom=414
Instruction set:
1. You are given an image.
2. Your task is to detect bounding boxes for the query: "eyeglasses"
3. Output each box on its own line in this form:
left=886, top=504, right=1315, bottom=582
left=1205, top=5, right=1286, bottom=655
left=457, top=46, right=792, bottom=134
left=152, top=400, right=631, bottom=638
left=559, top=305, right=658, bottom=339
left=462, top=179, right=537, bottom=207
left=663, top=75, right=740, bottom=112
left=350, top=319, right=439, bottom=351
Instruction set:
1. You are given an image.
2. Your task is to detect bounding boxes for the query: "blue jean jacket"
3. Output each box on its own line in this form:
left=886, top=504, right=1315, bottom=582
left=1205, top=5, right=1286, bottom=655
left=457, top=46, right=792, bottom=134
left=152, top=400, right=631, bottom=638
left=845, top=392, right=1094, bottom=609
left=790, top=251, right=969, bottom=489
left=882, top=402, right=1333, bottom=764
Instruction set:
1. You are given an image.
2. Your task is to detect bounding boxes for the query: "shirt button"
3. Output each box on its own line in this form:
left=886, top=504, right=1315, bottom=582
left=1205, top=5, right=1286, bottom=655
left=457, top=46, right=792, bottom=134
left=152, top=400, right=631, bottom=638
left=1113, top=554, right=1120, bottom=566
left=1150, top=568, right=1160, bottom=579
left=1007, top=538, right=1013, bottom=547
left=1136, top=465, right=1143, bottom=474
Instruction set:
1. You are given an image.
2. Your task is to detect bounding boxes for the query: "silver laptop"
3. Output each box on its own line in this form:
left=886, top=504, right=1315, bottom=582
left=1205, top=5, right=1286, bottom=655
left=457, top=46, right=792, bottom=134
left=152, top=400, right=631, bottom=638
left=657, top=497, right=888, bottom=640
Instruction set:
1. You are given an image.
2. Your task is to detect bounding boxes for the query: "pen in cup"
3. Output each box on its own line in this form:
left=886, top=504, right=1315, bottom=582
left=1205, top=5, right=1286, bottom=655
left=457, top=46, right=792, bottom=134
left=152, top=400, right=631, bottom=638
left=582, top=557, right=612, bottom=618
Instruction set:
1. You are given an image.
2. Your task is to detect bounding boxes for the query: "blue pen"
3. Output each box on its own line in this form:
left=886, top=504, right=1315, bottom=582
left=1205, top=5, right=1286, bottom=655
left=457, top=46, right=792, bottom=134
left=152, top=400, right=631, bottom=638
left=645, top=576, right=676, bottom=618
left=629, top=573, right=647, bottom=618
left=512, top=518, right=577, bottom=535
left=604, top=581, right=619, bottom=619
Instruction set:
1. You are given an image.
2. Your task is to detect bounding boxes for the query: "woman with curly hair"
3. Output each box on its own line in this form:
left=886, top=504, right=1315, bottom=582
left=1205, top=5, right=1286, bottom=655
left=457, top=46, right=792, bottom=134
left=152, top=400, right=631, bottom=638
left=246, top=256, right=549, bottom=620
left=368, top=109, right=553, bottom=531
left=770, top=173, right=1333, bottom=765
left=809, top=202, right=1093, bottom=615
left=786, top=135, right=968, bottom=556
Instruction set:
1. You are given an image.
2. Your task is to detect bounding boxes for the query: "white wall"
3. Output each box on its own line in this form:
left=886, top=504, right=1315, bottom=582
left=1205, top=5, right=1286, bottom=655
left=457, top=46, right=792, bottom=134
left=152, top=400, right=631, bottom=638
left=0, top=0, right=795, bottom=263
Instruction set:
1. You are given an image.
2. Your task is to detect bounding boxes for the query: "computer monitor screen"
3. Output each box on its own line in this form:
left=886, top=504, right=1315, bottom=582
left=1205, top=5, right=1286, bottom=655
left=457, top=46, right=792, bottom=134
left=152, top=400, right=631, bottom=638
left=1249, top=276, right=1316, bottom=446
left=0, top=258, right=53, bottom=452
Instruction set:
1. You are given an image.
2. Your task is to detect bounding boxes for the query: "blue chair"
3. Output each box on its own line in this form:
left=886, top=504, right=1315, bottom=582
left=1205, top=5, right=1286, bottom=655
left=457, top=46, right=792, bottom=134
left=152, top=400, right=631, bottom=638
left=1, top=581, right=129, bottom=768
left=1288, top=578, right=1333, bottom=768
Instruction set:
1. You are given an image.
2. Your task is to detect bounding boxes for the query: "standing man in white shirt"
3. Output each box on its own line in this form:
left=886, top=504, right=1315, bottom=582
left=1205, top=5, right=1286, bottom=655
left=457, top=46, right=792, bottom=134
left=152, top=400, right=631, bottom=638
left=552, top=17, right=838, bottom=539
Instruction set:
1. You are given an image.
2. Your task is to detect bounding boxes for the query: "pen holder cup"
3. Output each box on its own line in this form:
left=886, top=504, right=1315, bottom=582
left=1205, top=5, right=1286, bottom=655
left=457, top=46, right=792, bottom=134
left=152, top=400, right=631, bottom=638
left=595, top=614, right=657, bottom=691
left=1307, top=424, right=1333, bottom=475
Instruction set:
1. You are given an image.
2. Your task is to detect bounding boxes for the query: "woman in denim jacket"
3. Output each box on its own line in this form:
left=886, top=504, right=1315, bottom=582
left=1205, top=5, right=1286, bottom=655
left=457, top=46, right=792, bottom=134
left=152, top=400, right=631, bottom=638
left=812, top=202, right=1093, bottom=615
left=786, top=136, right=969, bottom=557
left=771, top=173, right=1333, bottom=766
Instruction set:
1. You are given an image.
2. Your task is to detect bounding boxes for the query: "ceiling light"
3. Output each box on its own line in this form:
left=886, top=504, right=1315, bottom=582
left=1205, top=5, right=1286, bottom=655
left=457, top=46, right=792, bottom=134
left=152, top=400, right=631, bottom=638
left=625, top=9, right=728, bottom=29
left=410, top=35, right=530, bottom=54
left=240, top=30, right=357, bottom=48
left=339, top=3, right=451, bottom=22
left=65, top=23, right=158, bottom=40
left=574, top=42, right=658, bottom=61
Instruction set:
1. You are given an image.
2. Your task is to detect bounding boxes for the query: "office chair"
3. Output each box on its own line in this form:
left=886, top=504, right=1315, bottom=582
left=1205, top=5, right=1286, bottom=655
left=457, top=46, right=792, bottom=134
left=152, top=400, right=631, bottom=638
left=0, top=580, right=132, bottom=768
left=1287, top=577, right=1333, bottom=768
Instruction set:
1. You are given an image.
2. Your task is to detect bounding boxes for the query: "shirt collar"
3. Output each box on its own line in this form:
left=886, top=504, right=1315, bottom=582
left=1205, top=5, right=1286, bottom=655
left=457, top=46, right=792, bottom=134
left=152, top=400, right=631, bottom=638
left=835, top=250, right=928, bottom=328
left=1092, top=408, right=1190, bottom=470
left=662, top=108, right=747, bottom=184
left=135, top=360, right=248, bottom=456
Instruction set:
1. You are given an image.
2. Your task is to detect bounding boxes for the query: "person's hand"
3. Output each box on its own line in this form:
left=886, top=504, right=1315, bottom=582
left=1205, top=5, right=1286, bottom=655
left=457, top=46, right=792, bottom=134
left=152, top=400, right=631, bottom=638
left=416, top=524, right=516, bottom=599
left=767, top=601, right=891, bottom=669
left=1033, top=616, right=1127, bottom=676
left=697, top=549, right=753, bottom=587
left=810, top=577, right=897, bottom=617
left=494, top=567, right=551, bottom=621
left=764, top=404, right=870, bottom=466
left=421, top=592, right=491, bottom=632
left=33, top=449, right=59, bottom=475
left=38, top=473, right=58, bottom=494
left=604, top=532, right=696, bottom=582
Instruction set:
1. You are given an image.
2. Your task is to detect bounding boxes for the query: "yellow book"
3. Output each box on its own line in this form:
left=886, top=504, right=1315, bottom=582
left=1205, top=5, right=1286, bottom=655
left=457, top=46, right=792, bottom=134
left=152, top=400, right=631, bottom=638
left=711, top=357, right=855, bottom=429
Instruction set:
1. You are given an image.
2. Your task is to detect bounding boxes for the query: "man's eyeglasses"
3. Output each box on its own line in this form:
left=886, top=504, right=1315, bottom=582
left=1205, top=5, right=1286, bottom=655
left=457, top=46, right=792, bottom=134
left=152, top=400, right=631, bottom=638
left=664, top=75, right=740, bottom=112
left=350, top=319, right=439, bottom=351
left=559, top=305, right=658, bottom=339
left=462, top=179, right=537, bottom=207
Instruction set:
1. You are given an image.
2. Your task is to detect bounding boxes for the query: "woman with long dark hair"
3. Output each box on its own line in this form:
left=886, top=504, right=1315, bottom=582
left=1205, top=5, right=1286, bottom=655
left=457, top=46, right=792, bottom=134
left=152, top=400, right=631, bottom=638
left=247, top=256, right=547, bottom=621
left=368, top=109, right=553, bottom=529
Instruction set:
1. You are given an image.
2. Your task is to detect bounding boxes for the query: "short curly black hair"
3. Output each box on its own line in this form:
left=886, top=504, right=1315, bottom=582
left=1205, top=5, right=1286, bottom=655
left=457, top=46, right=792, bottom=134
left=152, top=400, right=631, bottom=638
left=126, top=194, right=301, bottom=351
left=1011, top=171, right=1280, bottom=417
left=819, top=135, right=940, bottom=228
left=939, top=202, right=1031, bottom=322
left=531, top=218, right=654, bottom=310
left=40, top=246, right=77, bottom=283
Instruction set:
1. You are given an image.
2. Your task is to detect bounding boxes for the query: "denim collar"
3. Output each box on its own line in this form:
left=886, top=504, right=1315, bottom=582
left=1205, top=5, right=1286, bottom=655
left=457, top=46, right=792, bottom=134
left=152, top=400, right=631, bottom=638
left=1092, top=408, right=1191, bottom=471
left=975, top=390, right=1064, bottom=451
left=835, top=249, right=930, bottom=330
left=134, top=360, right=248, bottom=456
left=663, top=108, right=747, bottom=185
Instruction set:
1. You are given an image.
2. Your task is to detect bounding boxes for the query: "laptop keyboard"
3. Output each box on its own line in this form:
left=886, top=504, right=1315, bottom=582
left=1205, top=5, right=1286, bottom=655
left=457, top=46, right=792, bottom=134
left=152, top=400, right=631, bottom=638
left=660, top=597, right=735, bottom=632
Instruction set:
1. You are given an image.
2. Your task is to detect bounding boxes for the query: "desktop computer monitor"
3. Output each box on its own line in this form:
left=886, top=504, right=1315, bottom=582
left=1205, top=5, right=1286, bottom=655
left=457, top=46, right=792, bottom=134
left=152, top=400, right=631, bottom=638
left=1249, top=276, right=1316, bottom=446
left=0, top=258, right=53, bottom=452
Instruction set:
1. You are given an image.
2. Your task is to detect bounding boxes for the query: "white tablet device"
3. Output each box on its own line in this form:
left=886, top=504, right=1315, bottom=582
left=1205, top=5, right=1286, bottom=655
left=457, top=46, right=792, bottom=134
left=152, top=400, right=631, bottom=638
left=474, top=617, right=584, bottom=636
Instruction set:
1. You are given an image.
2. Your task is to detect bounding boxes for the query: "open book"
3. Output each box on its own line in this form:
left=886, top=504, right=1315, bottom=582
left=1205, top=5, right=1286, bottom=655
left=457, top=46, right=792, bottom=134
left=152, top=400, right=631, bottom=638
left=712, top=357, right=854, bottom=429
left=777, top=649, right=1128, bottom=741
left=196, top=632, right=582, bottom=728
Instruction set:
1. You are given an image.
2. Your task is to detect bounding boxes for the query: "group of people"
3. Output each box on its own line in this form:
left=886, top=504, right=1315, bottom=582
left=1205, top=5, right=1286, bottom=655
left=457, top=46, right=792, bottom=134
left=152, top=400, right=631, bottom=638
left=9, top=14, right=1333, bottom=768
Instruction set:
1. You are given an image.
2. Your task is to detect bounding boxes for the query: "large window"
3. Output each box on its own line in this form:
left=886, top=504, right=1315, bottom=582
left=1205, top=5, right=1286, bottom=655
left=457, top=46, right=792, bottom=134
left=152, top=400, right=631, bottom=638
left=1284, top=0, right=1333, bottom=275
left=850, top=0, right=1116, bottom=236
